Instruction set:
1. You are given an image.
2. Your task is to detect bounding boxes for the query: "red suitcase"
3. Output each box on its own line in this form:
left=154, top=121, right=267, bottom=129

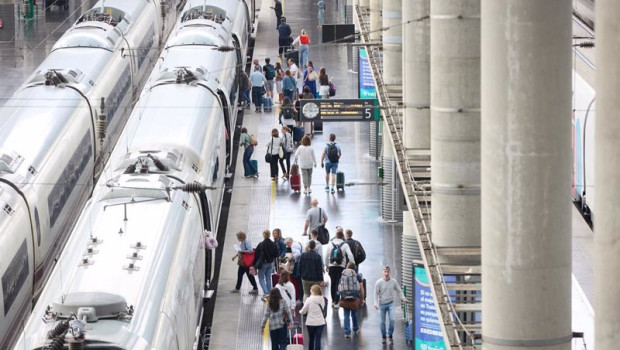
left=290, top=173, right=301, bottom=192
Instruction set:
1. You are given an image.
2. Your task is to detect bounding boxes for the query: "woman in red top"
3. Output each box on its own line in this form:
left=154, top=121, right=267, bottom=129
left=295, top=29, right=310, bottom=69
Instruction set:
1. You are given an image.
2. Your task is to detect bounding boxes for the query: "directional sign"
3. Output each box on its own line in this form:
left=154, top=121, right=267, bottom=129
left=300, top=99, right=379, bottom=122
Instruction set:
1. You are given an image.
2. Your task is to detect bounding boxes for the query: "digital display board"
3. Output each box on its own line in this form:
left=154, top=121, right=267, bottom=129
left=358, top=47, right=377, bottom=99
left=414, top=263, right=448, bottom=350
left=300, top=99, right=379, bottom=122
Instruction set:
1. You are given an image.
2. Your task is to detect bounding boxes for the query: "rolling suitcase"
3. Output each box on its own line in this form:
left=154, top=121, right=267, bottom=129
left=249, top=159, right=258, bottom=177
left=336, top=171, right=345, bottom=191
left=290, top=173, right=301, bottom=192
left=262, top=96, right=273, bottom=112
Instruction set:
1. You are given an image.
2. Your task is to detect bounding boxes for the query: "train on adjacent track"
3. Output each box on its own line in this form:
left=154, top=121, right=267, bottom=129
left=12, top=0, right=253, bottom=348
left=0, top=0, right=183, bottom=347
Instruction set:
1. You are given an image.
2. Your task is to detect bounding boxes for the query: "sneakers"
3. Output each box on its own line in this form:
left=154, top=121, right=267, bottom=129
left=382, top=336, right=387, bottom=344
left=308, top=188, right=312, bottom=193
left=248, top=289, right=258, bottom=295
left=332, top=302, right=339, bottom=309
left=344, top=334, right=351, bottom=339
left=325, top=185, right=330, bottom=192
left=230, top=289, right=240, bottom=293
left=261, top=296, right=268, bottom=302
left=388, top=335, right=393, bottom=343
left=355, top=329, right=360, bottom=335
left=255, top=108, right=260, bottom=112
left=331, top=187, right=335, bottom=194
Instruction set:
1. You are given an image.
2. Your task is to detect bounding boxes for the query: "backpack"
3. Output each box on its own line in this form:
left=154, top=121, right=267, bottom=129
left=265, top=64, right=276, bottom=80
left=265, top=240, right=279, bottom=262
left=283, top=106, right=294, bottom=119
left=350, top=239, right=366, bottom=265
left=329, top=242, right=345, bottom=265
left=250, top=134, right=258, bottom=146
left=339, top=271, right=361, bottom=300
left=327, top=143, right=339, bottom=163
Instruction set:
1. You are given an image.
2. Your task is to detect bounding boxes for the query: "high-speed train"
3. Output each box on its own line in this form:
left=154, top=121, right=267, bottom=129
left=12, top=0, right=252, bottom=348
left=572, top=72, right=596, bottom=223
left=0, top=0, right=182, bottom=347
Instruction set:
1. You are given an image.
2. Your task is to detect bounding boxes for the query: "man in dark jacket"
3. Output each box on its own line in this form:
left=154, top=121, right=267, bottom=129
left=277, top=17, right=292, bottom=56
left=254, top=230, right=280, bottom=300
left=271, top=0, right=283, bottom=28
left=298, top=240, right=324, bottom=301
left=344, top=229, right=366, bottom=272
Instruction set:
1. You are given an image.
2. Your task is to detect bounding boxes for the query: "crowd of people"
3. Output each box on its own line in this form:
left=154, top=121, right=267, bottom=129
left=231, top=209, right=407, bottom=349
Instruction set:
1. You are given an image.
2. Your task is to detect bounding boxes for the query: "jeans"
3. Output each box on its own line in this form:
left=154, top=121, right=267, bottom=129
left=299, top=44, right=309, bottom=69
left=328, top=266, right=345, bottom=303
left=379, top=302, right=395, bottom=337
left=307, top=324, right=325, bottom=350
left=343, top=307, right=359, bottom=335
left=252, top=86, right=263, bottom=109
left=278, top=150, right=291, bottom=175
left=269, top=326, right=287, bottom=350
left=242, top=145, right=256, bottom=176
left=242, top=88, right=250, bottom=105
left=235, top=265, right=258, bottom=290
left=258, top=262, right=274, bottom=294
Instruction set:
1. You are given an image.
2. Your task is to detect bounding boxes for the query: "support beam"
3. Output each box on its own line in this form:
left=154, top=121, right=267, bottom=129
left=481, top=1, right=572, bottom=349
left=430, top=0, right=480, bottom=263
left=595, top=1, right=620, bottom=349
left=369, top=0, right=381, bottom=42
left=382, top=0, right=402, bottom=86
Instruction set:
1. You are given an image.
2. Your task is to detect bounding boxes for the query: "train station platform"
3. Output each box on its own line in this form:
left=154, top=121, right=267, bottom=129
left=208, top=0, right=411, bottom=348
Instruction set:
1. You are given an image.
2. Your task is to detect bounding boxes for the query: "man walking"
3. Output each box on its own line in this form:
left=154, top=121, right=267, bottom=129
left=374, top=266, right=407, bottom=343
left=250, top=65, right=267, bottom=112
left=344, top=229, right=366, bottom=272
left=303, top=198, right=328, bottom=236
left=298, top=241, right=324, bottom=301
left=320, top=133, right=342, bottom=194
left=277, top=17, right=292, bottom=56
left=325, top=230, right=354, bottom=308
left=254, top=230, right=280, bottom=301
left=262, top=57, right=276, bottom=103
left=271, top=0, right=283, bottom=29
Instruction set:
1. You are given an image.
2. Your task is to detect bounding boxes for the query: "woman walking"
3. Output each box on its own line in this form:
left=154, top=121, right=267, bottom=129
left=294, top=135, right=317, bottom=194
left=294, top=29, right=310, bottom=69
left=267, top=128, right=282, bottom=180
left=303, top=62, right=318, bottom=98
left=261, top=289, right=294, bottom=350
left=230, top=231, right=259, bottom=294
left=275, top=270, right=297, bottom=314
left=317, top=1, right=325, bottom=29
left=318, top=67, right=331, bottom=99
left=282, top=69, right=296, bottom=103
left=239, top=127, right=258, bottom=177
left=279, top=125, right=294, bottom=179
left=275, top=61, right=284, bottom=101
left=300, top=284, right=327, bottom=350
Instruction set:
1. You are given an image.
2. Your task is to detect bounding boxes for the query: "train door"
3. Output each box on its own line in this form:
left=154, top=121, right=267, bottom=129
left=216, top=90, right=232, bottom=167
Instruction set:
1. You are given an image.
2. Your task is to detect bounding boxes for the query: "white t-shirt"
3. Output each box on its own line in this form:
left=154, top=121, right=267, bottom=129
left=289, top=63, right=300, bottom=79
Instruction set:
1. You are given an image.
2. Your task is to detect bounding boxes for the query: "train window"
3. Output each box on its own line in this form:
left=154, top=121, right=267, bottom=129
left=35, top=208, right=41, bottom=247
left=212, top=157, right=219, bottom=181
left=182, top=6, right=227, bottom=24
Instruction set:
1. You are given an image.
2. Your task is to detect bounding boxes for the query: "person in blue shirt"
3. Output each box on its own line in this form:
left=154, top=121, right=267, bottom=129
left=317, top=0, right=326, bottom=29
left=320, top=133, right=342, bottom=194
left=250, top=65, right=267, bottom=112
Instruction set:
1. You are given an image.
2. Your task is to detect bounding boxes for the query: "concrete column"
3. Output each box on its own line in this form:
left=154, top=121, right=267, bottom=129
left=430, top=0, right=480, bottom=258
left=359, top=0, right=369, bottom=10
left=403, top=0, right=430, bottom=151
left=381, top=130, right=402, bottom=222
left=595, top=1, right=620, bottom=348
left=382, top=0, right=402, bottom=86
left=481, top=1, right=572, bottom=349
left=369, top=0, right=381, bottom=42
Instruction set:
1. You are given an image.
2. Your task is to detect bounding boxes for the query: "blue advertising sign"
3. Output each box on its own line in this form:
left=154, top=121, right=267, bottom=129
left=414, top=263, right=447, bottom=350
left=358, top=47, right=377, bottom=99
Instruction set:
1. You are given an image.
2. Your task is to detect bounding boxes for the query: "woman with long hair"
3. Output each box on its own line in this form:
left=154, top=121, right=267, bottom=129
left=267, top=128, right=282, bottom=180
left=318, top=67, right=330, bottom=99
left=300, top=284, right=327, bottom=349
left=260, top=288, right=294, bottom=350
left=275, top=61, right=284, bottom=100
left=279, top=125, right=294, bottom=179
left=303, top=61, right=318, bottom=98
left=294, top=135, right=317, bottom=194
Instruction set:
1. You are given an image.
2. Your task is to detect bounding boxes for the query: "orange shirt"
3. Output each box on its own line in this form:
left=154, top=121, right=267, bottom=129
left=299, top=35, right=310, bottom=45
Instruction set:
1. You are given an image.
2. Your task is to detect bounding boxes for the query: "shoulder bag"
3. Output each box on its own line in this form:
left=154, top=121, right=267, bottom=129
left=265, top=138, right=274, bottom=163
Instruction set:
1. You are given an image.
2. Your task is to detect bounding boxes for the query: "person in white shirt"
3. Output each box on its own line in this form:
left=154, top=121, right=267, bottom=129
left=275, top=270, right=297, bottom=314
left=325, top=230, right=355, bottom=308
left=287, top=58, right=301, bottom=93
left=299, top=284, right=327, bottom=350
left=294, top=135, right=317, bottom=194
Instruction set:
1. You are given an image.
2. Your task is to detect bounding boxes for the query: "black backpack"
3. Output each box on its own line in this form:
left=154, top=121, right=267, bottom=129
left=283, top=106, right=294, bottom=119
left=327, top=143, right=339, bottom=163
left=329, top=242, right=345, bottom=265
left=265, top=240, right=279, bottom=262
left=265, top=64, right=276, bottom=80
left=350, top=239, right=366, bottom=265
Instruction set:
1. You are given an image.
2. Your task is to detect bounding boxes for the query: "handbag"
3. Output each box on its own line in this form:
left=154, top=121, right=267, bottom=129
left=265, top=137, right=275, bottom=163
left=278, top=144, right=285, bottom=159
left=241, top=249, right=256, bottom=267
left=328, top=81, right=336, bottom=97
left=339, top=297, right=362, bottom=310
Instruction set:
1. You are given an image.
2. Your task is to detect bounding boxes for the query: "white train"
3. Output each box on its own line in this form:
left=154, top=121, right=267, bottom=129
left=12, top=0, right=252, bottom=348
left=0, top=0, right=182, bottom=347
left=572, top=72, right=596, bottom=223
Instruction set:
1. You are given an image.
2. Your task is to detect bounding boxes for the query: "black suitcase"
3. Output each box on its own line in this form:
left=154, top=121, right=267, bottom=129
left=285, top=50, right=299, bottom=67
left=336, top=171, right=345, bottom=191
